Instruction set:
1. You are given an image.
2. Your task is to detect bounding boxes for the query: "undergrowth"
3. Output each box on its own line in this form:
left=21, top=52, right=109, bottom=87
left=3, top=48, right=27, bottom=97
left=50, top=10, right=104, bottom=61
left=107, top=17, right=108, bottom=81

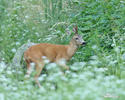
left=0, top=0, right=125, bottom=100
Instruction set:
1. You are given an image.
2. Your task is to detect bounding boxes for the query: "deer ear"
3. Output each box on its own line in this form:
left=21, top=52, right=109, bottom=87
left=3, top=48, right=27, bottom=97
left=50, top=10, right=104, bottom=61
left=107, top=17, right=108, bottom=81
left=73, top=26, right=78, bottom=34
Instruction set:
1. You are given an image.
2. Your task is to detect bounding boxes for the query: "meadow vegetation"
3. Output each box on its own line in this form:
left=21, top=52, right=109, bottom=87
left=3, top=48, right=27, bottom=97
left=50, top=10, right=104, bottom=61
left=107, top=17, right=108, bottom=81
left=0, top=0, right=125, bottom=100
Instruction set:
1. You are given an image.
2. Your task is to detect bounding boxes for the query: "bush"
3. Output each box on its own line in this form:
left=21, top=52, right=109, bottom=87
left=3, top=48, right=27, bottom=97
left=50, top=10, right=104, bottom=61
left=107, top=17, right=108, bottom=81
left=0, top=0, right=125, bottom=99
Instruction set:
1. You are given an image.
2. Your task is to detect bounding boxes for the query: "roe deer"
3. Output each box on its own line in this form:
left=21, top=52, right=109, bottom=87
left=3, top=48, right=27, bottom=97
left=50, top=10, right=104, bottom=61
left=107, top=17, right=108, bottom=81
left=24, top=26, right=86, bottom=87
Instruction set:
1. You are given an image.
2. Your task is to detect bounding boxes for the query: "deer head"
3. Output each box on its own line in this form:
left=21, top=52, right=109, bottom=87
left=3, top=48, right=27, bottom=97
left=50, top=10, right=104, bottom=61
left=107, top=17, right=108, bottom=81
left=72, top=26, right=86, bottom=46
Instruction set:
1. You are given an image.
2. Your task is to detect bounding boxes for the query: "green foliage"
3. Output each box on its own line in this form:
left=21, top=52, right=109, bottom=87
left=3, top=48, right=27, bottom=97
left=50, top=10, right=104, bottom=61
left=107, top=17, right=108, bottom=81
left=0, top=0, right=125, bottom=99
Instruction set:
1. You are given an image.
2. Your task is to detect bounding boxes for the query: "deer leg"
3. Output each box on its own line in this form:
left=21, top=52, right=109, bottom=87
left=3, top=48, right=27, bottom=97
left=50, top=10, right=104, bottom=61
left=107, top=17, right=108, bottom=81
left=34, top=61, right=45, bottom=88
left=25, top=60, right=32, bottom=78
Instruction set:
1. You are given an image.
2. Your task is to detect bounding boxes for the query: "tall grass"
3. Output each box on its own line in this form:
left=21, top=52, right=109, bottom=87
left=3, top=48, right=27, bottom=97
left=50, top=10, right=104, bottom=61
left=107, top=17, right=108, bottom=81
left=0, top=0, right=125, bottom=99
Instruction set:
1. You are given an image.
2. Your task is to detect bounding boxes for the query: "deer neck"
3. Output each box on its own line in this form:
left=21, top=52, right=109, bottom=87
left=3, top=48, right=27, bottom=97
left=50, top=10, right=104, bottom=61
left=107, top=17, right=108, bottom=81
left=67, top=39, right=78, bottom=58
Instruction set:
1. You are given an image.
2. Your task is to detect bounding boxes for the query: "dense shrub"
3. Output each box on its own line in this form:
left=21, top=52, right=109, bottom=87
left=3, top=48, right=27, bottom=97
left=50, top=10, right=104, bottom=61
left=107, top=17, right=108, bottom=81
left=0, top=0, right=125, bottom=99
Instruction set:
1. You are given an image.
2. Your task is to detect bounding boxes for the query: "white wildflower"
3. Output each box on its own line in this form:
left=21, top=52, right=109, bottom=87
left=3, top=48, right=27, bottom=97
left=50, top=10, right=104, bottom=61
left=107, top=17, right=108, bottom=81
left=122, top=53, right=125, bottom=60
left=111, top=44, right=115, bottom=47
left=12, top=87, right=17, bottom=91
left=42, top=56, right=47, bottom=59
left=38, top=76, right=44, bottom=81
left=11, top=48, right=16, bottom=53
left=25, top=15, right=29, bottom=19
left=65, top=70, right=71, bottom=74
left=7, top=70, right=12, bottom=75
left=94, top=68, right=107, bottom=72
left=35, top=32, right=39, bottom=36
left=71, top=73, right=78, bottom=78
left=46, top=63, right=56, bottom=70
left=44, top=59, right=50, bottom=64
left=90, top=55, right=98, bottom=60
left=61, top=76, right=68, bottom=81
left=39, top=86, right=46, bottom=92
left=92, top=45, right=98, bottom=49
left=50, top=85, right=56, bottom=90
left=114, top=47, right=120, bottom=53
left=16, top=42, right=20, bottom=45
left=0, top=62, right=6, bottom=72
left=0, top=93, right=4, bottom=100
left=30, top=62, right=35, bottom=67
left=17, top=71, right=23, bottom=74
left=58, top=59, right=66, bottom=65
left=89, top=60, right=98, bottom=65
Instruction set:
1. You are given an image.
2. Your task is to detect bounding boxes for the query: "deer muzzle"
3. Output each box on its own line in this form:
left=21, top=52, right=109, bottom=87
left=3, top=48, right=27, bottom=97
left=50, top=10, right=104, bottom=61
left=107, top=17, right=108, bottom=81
left=81, top=42, right=86, bottom=45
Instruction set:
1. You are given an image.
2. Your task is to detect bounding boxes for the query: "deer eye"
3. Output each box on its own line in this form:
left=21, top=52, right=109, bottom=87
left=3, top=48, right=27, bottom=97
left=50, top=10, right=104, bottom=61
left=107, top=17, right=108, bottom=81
left=75, top=38, right=79, bottom=40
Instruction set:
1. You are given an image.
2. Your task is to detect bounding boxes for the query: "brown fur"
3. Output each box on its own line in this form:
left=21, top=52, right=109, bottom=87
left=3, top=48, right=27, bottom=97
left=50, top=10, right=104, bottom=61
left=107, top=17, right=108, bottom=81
left=24, top=26, right=86, bottom=87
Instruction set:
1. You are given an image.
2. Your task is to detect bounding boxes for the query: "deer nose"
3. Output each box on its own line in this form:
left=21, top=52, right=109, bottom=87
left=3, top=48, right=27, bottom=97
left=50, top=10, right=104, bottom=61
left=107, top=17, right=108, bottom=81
left=82, top=42, right=86, bottom=45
